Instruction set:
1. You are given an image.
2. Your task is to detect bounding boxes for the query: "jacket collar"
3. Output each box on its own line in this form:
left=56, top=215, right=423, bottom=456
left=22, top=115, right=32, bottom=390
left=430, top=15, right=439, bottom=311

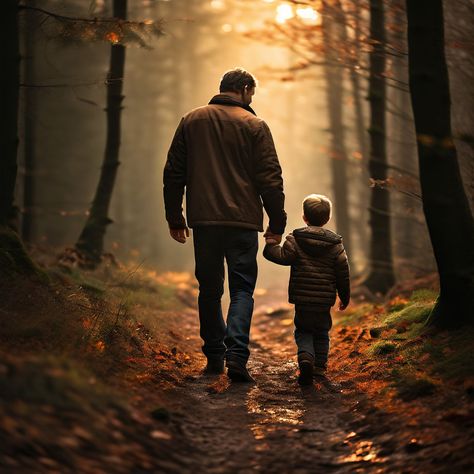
left=209, top=94, right=257, bottom=116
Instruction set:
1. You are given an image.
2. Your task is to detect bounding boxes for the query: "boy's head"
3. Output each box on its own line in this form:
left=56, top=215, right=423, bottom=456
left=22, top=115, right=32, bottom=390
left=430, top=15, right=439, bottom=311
left=302, top=194, right=332, bottom=227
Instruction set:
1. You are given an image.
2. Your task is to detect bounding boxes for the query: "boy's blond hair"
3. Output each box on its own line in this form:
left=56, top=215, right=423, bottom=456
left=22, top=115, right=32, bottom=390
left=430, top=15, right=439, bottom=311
left=303, top=194, right=332, bottom=226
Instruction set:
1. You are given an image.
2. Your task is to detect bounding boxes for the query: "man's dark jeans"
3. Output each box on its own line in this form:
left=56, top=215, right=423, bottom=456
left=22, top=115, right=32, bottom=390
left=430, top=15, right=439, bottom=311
left=294, top=305, right=332, bottom=370
left=193, top=226, right=258, bottom=366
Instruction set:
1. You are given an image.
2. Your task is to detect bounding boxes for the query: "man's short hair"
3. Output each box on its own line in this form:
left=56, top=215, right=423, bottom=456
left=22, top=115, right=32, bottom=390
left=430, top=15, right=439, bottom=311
left=303, top=194, right=332, bottom=226
left=219, top=68, right=257, bottom=93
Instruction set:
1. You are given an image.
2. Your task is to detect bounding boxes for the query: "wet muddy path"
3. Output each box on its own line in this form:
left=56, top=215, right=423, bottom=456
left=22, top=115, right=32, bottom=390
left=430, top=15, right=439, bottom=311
left=145, top=286, right=472, bottom=474
left=160, top=292, right=393, bottom=474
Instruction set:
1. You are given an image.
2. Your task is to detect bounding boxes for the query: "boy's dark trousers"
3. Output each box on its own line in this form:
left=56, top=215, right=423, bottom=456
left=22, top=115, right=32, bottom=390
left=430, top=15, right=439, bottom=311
left=193, top=226, right=258, bottom=366
left=294, top=305, right=332, bottom=370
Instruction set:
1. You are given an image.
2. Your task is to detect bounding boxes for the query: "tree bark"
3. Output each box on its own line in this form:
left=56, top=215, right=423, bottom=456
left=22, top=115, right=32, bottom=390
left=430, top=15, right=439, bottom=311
left=21, top=0, right=37, bottom=242
left=339, top=0, right=368, bottom=268
left=0, top=0, right=20, bottom=229
left=322, top=3, right=352, bottom=259
left=76, top=0, right=127, bottom=266
left=364, top=0, right=396, bottom=294
left=406, top=0, right=474, bottom=327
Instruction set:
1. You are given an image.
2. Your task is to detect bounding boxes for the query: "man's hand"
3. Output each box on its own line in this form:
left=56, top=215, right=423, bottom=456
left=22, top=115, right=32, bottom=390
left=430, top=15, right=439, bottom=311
left=338, top=302, right=348, bottom=311
left=169, top=227, right=189, bottom=244
left=264, top=227, right=282, bottom=245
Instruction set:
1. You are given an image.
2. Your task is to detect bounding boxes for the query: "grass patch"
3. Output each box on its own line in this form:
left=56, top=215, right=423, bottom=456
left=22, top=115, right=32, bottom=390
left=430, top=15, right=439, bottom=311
left=365, top=288, right=474, bottom=401
left=382, top=302, right=433, bottom=329
left=410, top=289, right=438, bottom=302
left=336, top=303, right=374, bottom=326
left=369, top=341, right=397, bottom=355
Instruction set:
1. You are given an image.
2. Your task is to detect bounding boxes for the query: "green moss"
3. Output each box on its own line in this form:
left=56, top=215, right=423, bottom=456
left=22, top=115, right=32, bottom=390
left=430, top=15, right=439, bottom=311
left=410, top=289, right=438, bottom=303
left=336, top=303, right=374, bottom=326
left=369, top=341, right=397, bottom=355
left=382, top=303, right=433, bottom=328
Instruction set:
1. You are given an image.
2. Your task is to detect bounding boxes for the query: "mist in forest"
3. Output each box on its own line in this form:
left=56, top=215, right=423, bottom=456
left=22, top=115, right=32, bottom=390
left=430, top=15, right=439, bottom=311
left=18, top=0, right=473, bottom=286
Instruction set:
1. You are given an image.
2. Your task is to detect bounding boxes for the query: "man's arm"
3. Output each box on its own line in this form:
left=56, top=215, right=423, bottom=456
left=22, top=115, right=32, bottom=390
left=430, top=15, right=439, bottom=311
left=334, top=244, right=350, bottom=309
left=163, top=118, right=187, bottom=231
left=263, top=234, right=297, bottom=266
left=254, top=121, right=287, bottom=236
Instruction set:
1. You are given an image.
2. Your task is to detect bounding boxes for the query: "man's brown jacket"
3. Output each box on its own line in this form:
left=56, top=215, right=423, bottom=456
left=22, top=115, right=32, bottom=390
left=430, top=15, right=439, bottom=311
left=163, top=94, right=287, bottom=234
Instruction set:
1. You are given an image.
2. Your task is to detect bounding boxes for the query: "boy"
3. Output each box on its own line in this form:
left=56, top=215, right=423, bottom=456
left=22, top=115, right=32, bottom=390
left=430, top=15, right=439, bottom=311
left=263, top=194, right=350, bottom=385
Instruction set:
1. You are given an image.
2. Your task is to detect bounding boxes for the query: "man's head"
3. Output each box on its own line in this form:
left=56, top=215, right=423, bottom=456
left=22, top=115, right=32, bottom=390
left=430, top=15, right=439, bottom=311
left=302, top=194, right=332, bottom=227
left=219, top=68, right=257, bottom=105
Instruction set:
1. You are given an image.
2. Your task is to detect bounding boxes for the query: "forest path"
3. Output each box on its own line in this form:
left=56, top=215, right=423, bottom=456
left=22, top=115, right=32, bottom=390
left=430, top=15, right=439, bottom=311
left=158, top=290, right=397, bottom=473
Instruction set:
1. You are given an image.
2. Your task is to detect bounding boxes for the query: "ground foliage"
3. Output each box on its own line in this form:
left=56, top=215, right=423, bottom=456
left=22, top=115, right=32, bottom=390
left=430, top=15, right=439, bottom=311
left=0, top=252, right=473, bottom=472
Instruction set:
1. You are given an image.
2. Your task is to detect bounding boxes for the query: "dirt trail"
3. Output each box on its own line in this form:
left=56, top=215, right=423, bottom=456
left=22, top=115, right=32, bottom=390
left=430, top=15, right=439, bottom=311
left=150, top=284, right=473, bottom=474
left=158, top=291, right=396, bottom=474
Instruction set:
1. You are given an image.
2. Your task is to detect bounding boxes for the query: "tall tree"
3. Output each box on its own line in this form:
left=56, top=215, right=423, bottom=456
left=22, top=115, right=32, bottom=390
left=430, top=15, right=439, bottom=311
left=76, top=0, right=127, bottom=266
left=363, top=0, right=395, bottom=294
left=321, top=1, right=352, bottom=258
left=406, top=0, right=474, bottom=327
left=21, top=0, right=37, bottom=243
left=1, top=0, right=20, bottom=230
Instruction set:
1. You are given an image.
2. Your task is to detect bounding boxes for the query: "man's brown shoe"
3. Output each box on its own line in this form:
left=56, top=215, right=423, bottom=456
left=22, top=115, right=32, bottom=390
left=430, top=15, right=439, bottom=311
left=203, top=358, right=225, bottom=375
left=226, top=359, right=255, bottom=383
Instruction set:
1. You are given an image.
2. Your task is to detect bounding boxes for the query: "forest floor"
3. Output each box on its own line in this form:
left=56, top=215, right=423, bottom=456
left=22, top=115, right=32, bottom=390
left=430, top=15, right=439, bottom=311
left=1, top=253, right=473, bottom=473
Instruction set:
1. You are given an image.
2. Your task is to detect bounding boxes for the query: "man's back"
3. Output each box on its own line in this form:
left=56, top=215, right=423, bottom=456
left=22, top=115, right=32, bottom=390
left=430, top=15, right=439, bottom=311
left=164, top=93, right=286, bottom=234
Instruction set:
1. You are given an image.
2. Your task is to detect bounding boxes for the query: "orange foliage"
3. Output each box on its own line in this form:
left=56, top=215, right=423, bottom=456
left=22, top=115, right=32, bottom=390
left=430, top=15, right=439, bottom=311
left=105, top=31, right=121, bottom=44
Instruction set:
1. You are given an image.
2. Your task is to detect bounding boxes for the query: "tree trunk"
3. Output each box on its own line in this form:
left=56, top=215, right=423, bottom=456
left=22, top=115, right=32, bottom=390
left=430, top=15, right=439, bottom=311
left=322, top=3, right=352, bottom=259
left=21, top=0, right=37, bottom=242
left=363, top=0, right=395, bottom=294
left=76, top=0, right=127, bottom=266
left=0, top=0, right=20, bottom=229
left=339, top=0, right=368, bottom=269
left=406, top=0, right=474, bottom=327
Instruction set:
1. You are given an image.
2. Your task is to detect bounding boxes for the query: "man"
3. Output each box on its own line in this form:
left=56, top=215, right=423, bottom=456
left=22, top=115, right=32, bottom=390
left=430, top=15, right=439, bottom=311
left=163, top=68, right=286, bottom=382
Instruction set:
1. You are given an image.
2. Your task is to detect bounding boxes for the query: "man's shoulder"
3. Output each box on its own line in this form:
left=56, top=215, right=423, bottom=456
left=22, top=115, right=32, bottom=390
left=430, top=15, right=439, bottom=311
left=183, top=105, right=212, bottom=120
left=183, top=104, right=266, bottom=124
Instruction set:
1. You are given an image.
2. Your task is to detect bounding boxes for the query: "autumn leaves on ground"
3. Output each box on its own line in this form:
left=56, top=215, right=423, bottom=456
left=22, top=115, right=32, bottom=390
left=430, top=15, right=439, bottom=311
left=1, top=244, right=473, bottom=473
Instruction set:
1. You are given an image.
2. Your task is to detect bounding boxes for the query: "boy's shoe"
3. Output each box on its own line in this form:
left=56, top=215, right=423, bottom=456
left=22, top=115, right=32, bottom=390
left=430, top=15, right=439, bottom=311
left=203, top=357, right=225, bottom=375
left=226, top=359, right=255, bottom=383
left=298, top=352, right=314, bottom=386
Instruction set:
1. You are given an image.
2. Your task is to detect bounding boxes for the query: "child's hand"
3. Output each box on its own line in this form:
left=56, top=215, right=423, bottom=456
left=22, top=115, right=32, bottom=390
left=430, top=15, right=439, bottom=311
left=263, top=227, right=282, bottom=245
left=338, top=302, right=348, bottom=311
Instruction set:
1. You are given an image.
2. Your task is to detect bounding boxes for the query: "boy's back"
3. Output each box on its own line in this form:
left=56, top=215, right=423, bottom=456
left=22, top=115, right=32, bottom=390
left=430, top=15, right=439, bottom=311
left=263, top=225, right=350, bottom=310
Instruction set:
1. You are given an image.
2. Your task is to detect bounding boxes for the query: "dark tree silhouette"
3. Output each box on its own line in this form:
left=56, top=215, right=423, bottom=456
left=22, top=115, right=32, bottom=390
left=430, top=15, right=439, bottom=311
left=21, top=0, right=37, bottom=243
left=1, top=0, right=20, bottom=230
left=76, top=0, right=127, bottom=266
left=363, top=0, right=396, bottom=294
left=321, top=1, right=352, bottom=259
left=406, top=0, right=474, bottom=327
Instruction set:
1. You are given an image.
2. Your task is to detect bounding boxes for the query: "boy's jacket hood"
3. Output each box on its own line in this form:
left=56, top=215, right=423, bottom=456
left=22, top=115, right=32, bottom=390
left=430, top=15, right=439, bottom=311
left=293, top=226, right=342, bottom=257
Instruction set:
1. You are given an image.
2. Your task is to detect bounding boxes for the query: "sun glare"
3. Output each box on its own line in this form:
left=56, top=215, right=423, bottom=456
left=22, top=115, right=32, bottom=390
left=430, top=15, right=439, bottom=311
left=275, top=3, right=294, bottom=24
left=210, top=0, right=225, bottom=10
left=296, top=6, right=320, bottom=25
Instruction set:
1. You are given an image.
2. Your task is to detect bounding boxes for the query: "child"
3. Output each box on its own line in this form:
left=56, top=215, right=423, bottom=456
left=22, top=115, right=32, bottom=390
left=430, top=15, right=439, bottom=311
left=263, top=194, right=350, bottom=385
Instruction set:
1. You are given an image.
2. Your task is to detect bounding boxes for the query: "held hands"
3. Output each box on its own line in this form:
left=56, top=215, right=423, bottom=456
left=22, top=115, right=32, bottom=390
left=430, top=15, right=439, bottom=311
left=169, top=227, right=189, bottom=244
left=263, top=227, right=282, bottom=245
